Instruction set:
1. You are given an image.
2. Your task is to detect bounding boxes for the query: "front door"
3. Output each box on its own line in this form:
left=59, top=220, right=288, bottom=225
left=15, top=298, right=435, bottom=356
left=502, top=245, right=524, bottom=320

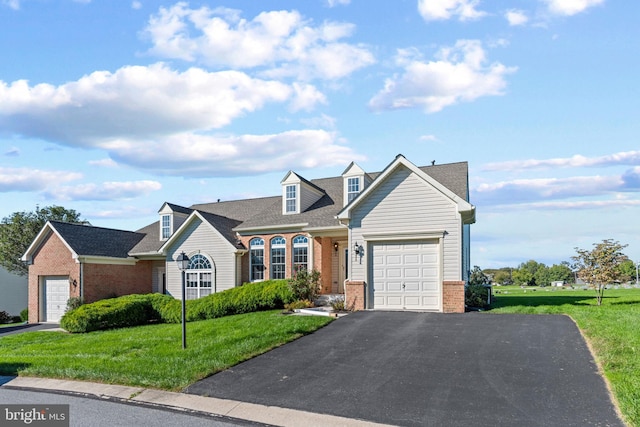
left=338, top=245, right=348, bottom=293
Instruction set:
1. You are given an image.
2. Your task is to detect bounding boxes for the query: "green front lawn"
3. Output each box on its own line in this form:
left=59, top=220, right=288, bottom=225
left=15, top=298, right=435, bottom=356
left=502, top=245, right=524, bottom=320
left=0, top=310, right=332, bottom=391
left=490, top=286, right=640, bottom=427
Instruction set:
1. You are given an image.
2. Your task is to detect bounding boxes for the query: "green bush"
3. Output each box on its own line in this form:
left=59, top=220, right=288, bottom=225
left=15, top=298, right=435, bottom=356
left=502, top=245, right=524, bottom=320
left=465, top=284, right=490, bottom=309
left=61, top=294, right=154, bottom=333
left=288, top=268, right=321, bottom=301
left=0, top=311, right=11, bottom=324
left=60, top=280, right=295, bottom=333
left=20, top=308, right=28, bottom=322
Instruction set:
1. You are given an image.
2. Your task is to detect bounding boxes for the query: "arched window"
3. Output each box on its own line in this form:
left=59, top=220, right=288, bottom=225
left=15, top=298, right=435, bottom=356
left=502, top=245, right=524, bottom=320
left=293, top=235, right=308, bottom=272
left=185, top=254, right=213, bottom=299
left=250, top=238, right=265, bottom=281
left=271, top=237, right=286, bottom=279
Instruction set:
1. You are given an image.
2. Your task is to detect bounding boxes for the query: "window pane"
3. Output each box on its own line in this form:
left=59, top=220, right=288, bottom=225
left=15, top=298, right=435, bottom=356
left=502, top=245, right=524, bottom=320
left=251, top=248, right=264, bottom=281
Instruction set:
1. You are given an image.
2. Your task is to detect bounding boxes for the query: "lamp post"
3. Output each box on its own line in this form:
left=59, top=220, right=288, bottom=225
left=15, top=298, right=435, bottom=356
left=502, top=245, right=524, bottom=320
left=176, top=252, right=190, bottom=349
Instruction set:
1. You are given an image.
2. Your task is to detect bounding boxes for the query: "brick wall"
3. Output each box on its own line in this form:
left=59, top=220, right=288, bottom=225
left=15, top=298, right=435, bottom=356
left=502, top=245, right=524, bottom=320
left=82, top=261, right=153, bottom=303
left=27, top=232, right=80, bottom=323
left=443, top=281, right=465, bottom=313
left=238, top=233, right=335, bottom=294
left=345, top=280, right=365, bottom=310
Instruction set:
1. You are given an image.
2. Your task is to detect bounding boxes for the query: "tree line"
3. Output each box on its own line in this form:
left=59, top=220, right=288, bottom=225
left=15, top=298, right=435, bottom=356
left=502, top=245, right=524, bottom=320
left=472, top=240, right=636, bottom=289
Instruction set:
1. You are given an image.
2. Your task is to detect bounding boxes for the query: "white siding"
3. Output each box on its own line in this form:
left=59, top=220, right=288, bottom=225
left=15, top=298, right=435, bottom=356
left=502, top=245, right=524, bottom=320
left=300, top=182, right=322, bottom=212
left=165, top=217, right=238, bottom=299
left=349, top=165, right=463, bottom=284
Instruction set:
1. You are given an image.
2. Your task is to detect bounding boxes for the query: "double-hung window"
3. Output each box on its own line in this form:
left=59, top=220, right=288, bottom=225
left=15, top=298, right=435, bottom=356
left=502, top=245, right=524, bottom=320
left=161, top=215, right=171, bottom=240
left=285, top=185, right=297, bottom=213
left=347, top=177, right=360, bottom=203
left=250, top=238, right=265, bottom=281
left=185, top=254, right=212, bottom=299
left=271, top=237, right=286, bottom=279
left=293, top=235, right=308, bottom=272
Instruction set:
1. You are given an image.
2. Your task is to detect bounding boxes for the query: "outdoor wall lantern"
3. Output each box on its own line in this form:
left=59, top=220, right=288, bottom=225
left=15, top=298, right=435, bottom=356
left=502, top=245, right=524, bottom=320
left=176, top=251, right=190, bottom=349
left=354, top=242, right=362, bottom=256
left=334, top=242, right=339, bottom=252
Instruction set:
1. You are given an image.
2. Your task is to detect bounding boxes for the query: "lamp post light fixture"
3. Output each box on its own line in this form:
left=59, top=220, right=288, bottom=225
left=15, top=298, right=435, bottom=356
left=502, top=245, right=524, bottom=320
left=176, top=251, right=190, bottom=349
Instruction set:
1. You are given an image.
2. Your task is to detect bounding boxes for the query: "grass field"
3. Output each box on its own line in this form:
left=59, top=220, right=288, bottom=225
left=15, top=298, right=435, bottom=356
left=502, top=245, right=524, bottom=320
left=0, top=310, right=332, bottom=391
left=489, top=285, right=640, bottom=426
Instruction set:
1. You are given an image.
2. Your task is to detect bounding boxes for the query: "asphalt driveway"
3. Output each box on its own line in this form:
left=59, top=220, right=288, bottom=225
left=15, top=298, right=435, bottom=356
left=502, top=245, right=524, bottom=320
left=185, top=311, right=624, bottom=426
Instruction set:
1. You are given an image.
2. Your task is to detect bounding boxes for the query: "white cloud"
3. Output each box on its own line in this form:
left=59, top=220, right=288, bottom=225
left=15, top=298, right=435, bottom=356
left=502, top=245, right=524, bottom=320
left=289, top=83, right=327, bottom=112
left=104, top=130, right=363, bottom=177
left=88, top=158, right=118, bottom=168
left=483, top=150, right=640, bottom=171
left=543, top=0, right=605, bottom=16
left=417, top=0, right=487, bottom=21
left=0, top=63, right=303, bottom=145
left=326, top=0, right=350, bottom=7
left=505, top=9, right=529, bottom=26
left=369, top=40, right=516, bottom=113
left=46, top=180, right=162, bottom=201
left=419, top=134, right=439, bottom=142
left=473, top=169, right=640, bottom=206
left=299, top=114, right=337, bottom=130
left=131, top=1, right=142, bottom=10
left=142, top=4, right=374, bottom=80
left=4, top=146, right=20, bottom=156
left=0, top=167, right=82, bottom=192
left=2, top=0, right=20, bottom=10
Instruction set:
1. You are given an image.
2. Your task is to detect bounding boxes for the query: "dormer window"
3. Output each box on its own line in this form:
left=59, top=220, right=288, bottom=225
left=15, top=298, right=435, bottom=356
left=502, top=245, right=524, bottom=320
left=161, top=214, right=171, bottom=240
left=285, top=185, right=297, bottom=213
left=347, top=177, right=360, bottom=203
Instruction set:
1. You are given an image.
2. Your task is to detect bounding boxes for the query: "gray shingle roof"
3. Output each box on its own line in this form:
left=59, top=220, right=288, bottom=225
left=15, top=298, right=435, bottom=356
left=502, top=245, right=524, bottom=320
left=73, top=160, right=469, bottom=258
left=51, top=221, right=145, bottom=258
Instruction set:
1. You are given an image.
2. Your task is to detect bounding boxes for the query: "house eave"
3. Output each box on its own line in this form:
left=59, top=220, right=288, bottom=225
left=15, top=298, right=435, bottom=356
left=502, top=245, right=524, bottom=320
left=234, top=223, right=309, bottom=234
left=76, top=256, right=138, bottom=265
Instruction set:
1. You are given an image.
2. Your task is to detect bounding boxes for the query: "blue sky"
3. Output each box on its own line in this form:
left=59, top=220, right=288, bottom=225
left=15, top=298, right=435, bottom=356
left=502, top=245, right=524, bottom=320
left=1, top=0, right=638, bottom=269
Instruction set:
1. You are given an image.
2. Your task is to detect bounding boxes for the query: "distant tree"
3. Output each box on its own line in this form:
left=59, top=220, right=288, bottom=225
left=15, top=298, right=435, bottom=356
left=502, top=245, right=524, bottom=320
left=534, top=265, right=552, bottom=287
left=617, top=259, right=636, bottom=284
left=469, top=265, right=489, bottom=286
left=548, top=263, right=573, bottom=284
left=492, top=269, right=513, bottom=285
left=0, top=206, right=85, bottom=276
left=513, top=260, right=545, bottom=286
left=572, top=239, right=628, bottom=306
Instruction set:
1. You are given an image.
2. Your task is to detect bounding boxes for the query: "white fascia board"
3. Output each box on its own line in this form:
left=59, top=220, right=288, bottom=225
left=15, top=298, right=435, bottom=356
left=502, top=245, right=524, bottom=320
left=234, top=222, right=309, bottom=234
left=158, top=210, right=238, bottom=255
left=21, top=221, right=78, bottom=263
left=77, top=256, right=138, bottom=266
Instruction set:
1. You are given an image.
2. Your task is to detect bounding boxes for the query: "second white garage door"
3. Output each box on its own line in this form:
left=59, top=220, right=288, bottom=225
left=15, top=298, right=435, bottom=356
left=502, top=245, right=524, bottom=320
left=371, top=241, right=440, bottom=311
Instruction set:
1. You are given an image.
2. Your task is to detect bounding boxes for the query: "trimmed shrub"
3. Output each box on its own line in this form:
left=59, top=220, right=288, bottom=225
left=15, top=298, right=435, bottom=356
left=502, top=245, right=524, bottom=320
left=60, top=280, right=295, bottom=332
left=61, top=294, right=153, bottom=333
left=288, top=268, right=321, bottom=301
left=20, top=308, right=28, bottom=322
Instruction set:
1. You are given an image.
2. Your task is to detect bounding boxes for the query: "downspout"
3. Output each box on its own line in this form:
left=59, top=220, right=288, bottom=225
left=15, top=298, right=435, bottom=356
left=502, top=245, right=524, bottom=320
left=79, top=261, right=84, bottom=300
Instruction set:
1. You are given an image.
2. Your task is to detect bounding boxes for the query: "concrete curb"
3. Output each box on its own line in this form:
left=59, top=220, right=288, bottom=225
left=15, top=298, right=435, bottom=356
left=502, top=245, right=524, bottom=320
left=1, top=376, right=390, bottom=427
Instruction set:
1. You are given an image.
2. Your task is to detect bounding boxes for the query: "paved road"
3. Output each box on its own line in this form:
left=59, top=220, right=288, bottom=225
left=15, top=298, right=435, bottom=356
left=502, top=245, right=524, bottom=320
left=186, top=311, right=624, bottom=427
left=0, top=388, right=262, bottom=427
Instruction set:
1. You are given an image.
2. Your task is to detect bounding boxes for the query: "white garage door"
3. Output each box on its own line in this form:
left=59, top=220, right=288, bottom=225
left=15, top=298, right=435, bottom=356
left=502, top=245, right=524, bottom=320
left=43, top=276, right=69, bottom=322
left=371, top=241, right=440, bottom=311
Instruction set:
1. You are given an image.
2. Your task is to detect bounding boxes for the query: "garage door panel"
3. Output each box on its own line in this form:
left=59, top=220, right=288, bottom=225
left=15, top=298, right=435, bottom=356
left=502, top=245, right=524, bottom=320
left=44, top=276, right=69, bottom=322
left=371, top=241, right=440, bottom=311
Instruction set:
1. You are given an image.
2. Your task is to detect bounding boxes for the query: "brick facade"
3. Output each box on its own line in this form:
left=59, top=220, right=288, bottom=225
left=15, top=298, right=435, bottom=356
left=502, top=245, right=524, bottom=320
left=82, top=261, right=153, bottom=303
left=237, top=233, right=335, bottom=295
left=443, top=281, right=465, bottom=313
left=28, top=232, right=154, bottom=323
left=27, top=232, right=80, bottom=323
left=345, top=280, right=366, bottom=311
